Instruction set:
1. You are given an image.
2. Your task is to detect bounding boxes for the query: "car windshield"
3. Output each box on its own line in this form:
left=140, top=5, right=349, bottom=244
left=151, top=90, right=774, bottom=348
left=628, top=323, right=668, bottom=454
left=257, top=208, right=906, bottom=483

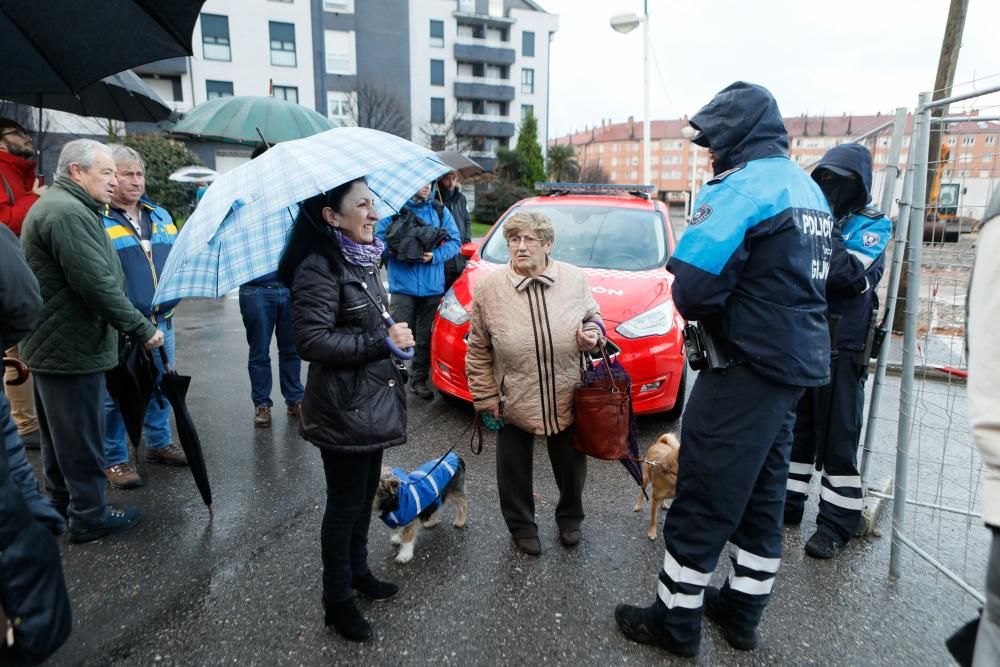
left=479, top=204, right=668, bottom=271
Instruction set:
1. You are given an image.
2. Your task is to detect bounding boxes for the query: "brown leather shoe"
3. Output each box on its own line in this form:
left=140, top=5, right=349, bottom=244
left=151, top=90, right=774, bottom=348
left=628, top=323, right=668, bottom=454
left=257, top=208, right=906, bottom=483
left=254, top=405, right=272, bottom=427
left=145, top=444, right=188, bottom=467
left=513, top=536, right=542, bottom=556
left=105, top=463, right=143, bottom=489
left=286, top=400, right=302, bottom=417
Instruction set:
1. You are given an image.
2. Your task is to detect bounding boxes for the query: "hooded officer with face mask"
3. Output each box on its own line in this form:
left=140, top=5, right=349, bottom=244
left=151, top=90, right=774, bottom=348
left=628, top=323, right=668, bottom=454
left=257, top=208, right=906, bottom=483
left=784, top=144, right=891, bottom=560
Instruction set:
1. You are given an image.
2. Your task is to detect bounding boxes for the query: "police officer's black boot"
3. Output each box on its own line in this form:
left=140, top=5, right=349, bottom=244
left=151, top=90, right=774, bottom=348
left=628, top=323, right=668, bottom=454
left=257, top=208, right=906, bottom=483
left=703, top=587, right=759, bottom=651
left=783, top=502, right=804, bottom=526
left=614, top=601, right=700, bottom=658
left=805, top=530, right=845, bottom=559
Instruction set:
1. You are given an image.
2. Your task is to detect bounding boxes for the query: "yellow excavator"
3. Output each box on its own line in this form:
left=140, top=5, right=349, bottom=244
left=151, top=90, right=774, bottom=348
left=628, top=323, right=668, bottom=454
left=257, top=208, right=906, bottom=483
left=924, top=143, right=970, bottom=242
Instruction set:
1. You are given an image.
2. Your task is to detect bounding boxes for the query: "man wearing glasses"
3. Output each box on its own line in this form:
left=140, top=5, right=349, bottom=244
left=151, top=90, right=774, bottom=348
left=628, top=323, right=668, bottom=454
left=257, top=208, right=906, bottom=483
left=0, top=118, right=46, bottom=451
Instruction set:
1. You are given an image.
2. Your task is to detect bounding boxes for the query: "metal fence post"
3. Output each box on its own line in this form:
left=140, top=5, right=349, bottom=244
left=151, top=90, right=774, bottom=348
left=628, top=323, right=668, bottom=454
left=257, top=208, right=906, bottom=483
left=889, top=92, right=932, bottom=578
left=860, top=107, right=909, bottom=486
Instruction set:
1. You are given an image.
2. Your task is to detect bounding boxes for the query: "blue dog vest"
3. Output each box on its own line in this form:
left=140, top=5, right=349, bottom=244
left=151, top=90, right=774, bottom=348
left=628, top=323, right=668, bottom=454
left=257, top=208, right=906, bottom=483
left=380, top=452, right=460, bottom=529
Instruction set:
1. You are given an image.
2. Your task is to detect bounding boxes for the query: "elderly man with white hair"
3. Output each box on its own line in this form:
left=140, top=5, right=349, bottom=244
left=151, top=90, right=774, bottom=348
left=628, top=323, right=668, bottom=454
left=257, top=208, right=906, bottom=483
left=19, top=139, right=163, bottom=543
left=100, top=144, right=186, bottom=490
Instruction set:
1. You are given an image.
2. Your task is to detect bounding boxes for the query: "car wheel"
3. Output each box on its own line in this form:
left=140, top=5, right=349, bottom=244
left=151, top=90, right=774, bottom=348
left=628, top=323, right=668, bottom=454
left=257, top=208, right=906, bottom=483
left=661, top=365, right=687, bottom=423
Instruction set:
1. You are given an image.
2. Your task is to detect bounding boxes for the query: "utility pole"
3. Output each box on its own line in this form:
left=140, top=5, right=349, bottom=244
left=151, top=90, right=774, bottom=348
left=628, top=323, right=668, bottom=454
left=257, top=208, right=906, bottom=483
left=892, top=0, right=968, bottom=332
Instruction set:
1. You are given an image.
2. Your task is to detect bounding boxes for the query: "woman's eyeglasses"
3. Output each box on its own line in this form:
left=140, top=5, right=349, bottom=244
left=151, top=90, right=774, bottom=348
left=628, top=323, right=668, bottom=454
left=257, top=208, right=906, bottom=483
left=507, top=235, right=542, bottom=248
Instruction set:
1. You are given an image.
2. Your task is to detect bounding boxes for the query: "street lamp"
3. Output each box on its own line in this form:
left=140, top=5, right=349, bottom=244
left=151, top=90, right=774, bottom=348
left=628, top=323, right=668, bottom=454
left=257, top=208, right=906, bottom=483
left=610, top=2, right=650, bottom=188
left=680, top=125, right=698, bottom=220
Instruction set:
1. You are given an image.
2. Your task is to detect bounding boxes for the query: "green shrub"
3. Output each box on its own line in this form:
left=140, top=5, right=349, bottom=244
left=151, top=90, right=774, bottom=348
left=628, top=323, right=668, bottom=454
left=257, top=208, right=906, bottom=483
left=472, top=180, right=533, bottom=227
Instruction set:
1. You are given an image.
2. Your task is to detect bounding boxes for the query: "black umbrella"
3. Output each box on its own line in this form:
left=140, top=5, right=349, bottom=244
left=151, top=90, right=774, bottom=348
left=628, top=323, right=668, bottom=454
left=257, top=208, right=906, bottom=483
left=435, top=150, right=487, bottom=178
left=3, top=71, right=173, bottom=124
left=105, top=337, right=159, bottom=452
left=158, top=347, right=212, bottom=513
left=0, top=1, right=204, bottom=96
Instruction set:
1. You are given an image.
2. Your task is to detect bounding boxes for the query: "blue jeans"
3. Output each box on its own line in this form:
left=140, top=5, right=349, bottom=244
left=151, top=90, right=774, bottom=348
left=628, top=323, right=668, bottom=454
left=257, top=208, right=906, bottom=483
left=103, top=320, right=175, bottom=467
left=239, top=284, right=303, bottom=408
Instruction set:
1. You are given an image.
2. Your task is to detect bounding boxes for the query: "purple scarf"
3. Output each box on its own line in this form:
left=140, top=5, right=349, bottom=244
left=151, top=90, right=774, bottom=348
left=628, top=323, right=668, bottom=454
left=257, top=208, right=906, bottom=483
left=334, top=230, right=384, bottom=267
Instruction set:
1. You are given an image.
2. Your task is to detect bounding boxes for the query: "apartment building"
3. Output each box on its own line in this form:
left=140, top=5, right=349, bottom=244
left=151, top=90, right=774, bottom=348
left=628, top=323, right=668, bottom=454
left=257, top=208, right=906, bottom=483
left=134, top=0, right=558, bottom=171
left=553, top=113, right=1000, bottom=218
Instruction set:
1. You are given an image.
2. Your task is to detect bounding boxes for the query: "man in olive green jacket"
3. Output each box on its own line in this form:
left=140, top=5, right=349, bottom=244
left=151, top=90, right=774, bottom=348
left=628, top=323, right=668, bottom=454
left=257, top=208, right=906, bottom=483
left=20, top=139, right=163, bottom=544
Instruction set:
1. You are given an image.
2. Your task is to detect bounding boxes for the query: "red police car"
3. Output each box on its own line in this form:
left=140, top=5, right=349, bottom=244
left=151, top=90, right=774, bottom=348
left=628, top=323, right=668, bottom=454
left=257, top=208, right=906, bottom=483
left=430, top=183, right=687, bottom=417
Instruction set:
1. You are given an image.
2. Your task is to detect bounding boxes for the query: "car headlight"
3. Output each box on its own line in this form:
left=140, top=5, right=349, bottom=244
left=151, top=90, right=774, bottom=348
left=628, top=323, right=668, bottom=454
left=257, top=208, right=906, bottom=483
left=615, top=301, right=675, bottom=338
left=438, top=288, right=470, bottom=325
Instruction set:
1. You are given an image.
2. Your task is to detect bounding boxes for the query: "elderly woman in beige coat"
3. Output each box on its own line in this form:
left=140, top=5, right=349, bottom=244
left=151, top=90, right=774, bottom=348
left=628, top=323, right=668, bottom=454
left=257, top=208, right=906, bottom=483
left=465, top=211, right=602, bottom=556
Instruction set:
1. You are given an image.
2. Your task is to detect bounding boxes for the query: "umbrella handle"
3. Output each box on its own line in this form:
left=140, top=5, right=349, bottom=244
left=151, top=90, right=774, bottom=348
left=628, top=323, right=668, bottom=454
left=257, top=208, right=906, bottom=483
left=381, top=313, right=415, bottom=361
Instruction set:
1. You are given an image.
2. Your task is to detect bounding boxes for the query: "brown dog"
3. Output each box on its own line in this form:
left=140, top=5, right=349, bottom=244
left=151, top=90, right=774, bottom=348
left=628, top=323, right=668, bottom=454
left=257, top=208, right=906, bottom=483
left=633, top=433, right=681, bottom=540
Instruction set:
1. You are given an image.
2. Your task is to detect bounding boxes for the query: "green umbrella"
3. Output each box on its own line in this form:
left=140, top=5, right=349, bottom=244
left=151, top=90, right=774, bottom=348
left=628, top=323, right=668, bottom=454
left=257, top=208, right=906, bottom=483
left=169, top=96, right=334, bottom=146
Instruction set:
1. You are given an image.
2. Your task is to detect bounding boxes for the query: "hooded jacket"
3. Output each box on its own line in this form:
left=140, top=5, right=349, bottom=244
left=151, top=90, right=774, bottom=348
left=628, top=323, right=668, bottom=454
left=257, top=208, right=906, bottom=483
left=813, top=144, right=891, bottom=351
left=0, top=150, right=39, bottom=236
left=668, top=82, right=832, bottom=387
left=968, top=189, right=1000, bottom=527
left=375, top=197, right=461, bottom=297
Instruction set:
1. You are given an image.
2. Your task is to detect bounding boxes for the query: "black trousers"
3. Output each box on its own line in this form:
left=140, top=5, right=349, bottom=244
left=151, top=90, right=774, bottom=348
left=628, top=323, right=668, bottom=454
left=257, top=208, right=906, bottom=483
left=786, top=352, right=867, bottom=544
left=495, top=423, right=586, bottom=539
left=33, top=372, right=109, bottom=528
left=656, top=365, right=802, bottom=645
left=320, top=448, right=383, bottom=603
left=388, top=293, right=441, bottom=385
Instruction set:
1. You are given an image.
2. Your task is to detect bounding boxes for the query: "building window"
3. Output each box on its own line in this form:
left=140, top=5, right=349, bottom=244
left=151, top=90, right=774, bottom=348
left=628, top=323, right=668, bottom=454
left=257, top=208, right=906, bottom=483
left=946, top=137, right=957, bottom=146
left=431, top=98, right=446, bottom=124
left=981, top=170, right=991, bottom=178
left=430, top=20, right=444, bottom=47
left=201, top=14, right=231, bottom=61
left=986, top=135, right=996, bottom=146
left=489, top=0, right=503, bottom=17
left=521, top=68, right=534, bottom=94
left=522, top=31, right=535, bottom=57
left=327, top=91, right=353, bottom=126
left=206, top=80, right=234, bottom=99
left=962, top=135, right=975, bottom=146
left=457, top=0, right=475, bottom=13
left=269, top=22, right=296, bottom=67
left=272, top=85, right=298, bottom=104
left=521, top=104, right=533, bottom=121
left=431, top=59, right=445, bottom=86
left=323, top=0, right=354, bottom=11
left=325, top=30, right=355, bottom=74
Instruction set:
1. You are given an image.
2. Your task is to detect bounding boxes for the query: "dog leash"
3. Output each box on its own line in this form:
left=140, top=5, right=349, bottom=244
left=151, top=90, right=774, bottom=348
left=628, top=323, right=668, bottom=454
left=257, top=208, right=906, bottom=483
left=413, top=412, right=486, bottom=481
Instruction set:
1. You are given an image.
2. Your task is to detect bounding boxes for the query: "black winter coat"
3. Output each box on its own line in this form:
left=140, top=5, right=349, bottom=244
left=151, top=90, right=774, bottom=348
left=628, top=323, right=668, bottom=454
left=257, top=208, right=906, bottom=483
left=291, top=246, right=407, bottom=453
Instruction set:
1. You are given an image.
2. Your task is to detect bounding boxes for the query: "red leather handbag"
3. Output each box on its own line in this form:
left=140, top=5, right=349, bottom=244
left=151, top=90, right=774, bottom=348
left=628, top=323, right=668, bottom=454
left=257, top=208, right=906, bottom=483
left=573, top=341, right=631, bottom=460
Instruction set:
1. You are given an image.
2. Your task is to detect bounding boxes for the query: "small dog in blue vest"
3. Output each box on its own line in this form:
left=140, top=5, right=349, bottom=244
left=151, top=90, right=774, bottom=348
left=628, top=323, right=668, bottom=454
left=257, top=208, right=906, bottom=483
left=373, top=452, right=468, bottom=563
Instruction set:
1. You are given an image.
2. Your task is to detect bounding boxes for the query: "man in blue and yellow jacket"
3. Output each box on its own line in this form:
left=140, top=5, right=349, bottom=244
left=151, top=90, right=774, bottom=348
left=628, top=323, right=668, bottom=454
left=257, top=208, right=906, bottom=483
left=101, top=145, right=187, bottom=490
left=784, top=144, right=891, bottom=559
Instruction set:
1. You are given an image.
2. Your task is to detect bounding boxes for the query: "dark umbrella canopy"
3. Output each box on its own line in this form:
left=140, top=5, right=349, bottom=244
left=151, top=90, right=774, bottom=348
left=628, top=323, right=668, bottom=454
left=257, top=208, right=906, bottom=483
left=0, top=0, right=204, bottom=95
left=435, top=150, right=486, bottom=177
left=3, top=71, right=173, bottom=123
left=158, top=348, right=212, bottom=512
left=105, top=338, right=159, bottom=452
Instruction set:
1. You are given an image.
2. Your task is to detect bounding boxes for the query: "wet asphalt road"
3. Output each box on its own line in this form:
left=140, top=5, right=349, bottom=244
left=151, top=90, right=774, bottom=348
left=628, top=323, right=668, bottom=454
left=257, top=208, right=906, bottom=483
left=35, top=295, right=981, bottom=666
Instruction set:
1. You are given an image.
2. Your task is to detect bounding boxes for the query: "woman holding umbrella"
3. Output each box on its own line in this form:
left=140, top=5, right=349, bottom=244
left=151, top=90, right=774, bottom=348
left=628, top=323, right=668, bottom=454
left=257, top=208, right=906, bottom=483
left=277, top=178, right=413, bottom=642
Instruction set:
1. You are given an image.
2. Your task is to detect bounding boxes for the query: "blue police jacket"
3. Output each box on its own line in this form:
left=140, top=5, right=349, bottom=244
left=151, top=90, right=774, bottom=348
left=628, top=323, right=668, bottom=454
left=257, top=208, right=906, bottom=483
left=669, top=82, right=833, bottom=387
left=102, top=196, right=180, bottom=318
left=828, top=208, right=890, bottom=350
left=374, top=197, right=461, bottom=297
left=380, top=452, right=460, bottom=529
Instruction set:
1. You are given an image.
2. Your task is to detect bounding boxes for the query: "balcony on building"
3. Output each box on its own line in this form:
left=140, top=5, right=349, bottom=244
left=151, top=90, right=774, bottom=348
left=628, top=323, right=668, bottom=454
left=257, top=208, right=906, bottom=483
left=455, top=118, right=515, bottom=139
left=454, top=80, right=515, bottom=102
left=133, top=57, right=188, bottom=77
left=453, top=42, right=515, bottom=66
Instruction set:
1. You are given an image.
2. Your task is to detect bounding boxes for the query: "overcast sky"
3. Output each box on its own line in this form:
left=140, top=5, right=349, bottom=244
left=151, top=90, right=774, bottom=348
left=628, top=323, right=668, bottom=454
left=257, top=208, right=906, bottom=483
left=541, top=0, right=1000, bottom=138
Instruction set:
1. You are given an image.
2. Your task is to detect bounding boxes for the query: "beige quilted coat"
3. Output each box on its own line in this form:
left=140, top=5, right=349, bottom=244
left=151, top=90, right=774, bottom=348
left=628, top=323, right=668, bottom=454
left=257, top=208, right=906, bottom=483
left=465, top=259, right=602, bottom=436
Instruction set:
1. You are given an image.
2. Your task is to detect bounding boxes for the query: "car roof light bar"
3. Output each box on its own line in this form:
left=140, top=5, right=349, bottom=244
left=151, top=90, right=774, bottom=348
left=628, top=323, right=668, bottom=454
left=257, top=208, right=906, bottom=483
left=534, top=182, right=656, bottom=199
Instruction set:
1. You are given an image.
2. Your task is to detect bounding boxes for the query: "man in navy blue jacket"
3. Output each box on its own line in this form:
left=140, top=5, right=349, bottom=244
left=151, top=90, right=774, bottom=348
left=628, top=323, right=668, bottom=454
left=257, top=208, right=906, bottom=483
left=615, top=82, right=834, bottom=657
left=375, top=182, right=461, bottom=400
left=784, top=144, right=891, bottom=559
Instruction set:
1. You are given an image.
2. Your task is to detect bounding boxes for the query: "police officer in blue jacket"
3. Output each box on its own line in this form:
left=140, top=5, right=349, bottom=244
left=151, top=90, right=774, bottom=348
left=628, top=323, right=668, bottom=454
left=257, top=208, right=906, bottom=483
left=615, top=82, right=834, bottom=657
left=784, top=144, right=891, bottom=559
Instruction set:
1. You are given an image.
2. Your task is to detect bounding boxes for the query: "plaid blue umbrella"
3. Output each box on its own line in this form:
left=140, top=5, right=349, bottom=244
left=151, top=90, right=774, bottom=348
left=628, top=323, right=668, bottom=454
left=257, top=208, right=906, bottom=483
left=153, top=126, right=451, bottom=304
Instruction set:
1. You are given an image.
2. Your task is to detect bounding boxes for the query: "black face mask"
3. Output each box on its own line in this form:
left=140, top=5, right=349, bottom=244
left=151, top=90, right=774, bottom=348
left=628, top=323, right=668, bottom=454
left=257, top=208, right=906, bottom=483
left=818, top=178, right=861, bottom=218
